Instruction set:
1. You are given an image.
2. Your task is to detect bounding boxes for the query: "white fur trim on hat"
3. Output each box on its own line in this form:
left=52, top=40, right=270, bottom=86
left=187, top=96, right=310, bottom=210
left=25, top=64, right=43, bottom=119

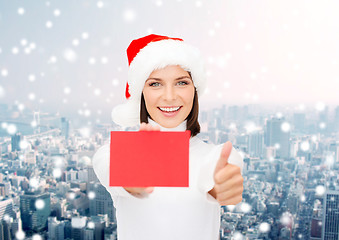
left=112, top=39, right=207, bottom=127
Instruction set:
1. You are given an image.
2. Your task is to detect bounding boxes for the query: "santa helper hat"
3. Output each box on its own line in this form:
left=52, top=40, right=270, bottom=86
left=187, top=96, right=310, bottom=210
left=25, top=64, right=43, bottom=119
left=112, top=34, right=207, bottom=127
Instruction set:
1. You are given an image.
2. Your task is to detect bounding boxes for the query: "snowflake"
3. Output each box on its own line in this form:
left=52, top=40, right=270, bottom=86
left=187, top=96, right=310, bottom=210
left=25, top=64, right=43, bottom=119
left=7, top=124, right=17, bottom=135
left=29, top=178, right=39, bottom=188
left=233, top=231, right=244, bottom=240
left=54, top=9, right=61, bottom=16
left=315, top=185, right=325, bottom=196
left=259, top=222, right=270, bottom=233
left=35, top=199, right=45, bottom=210
left=88, top=191, right=96, bottom=200
left=87, top=221, right=95, bottom=229
left=300, top=141, right=310, bottom=151
left=15, top=230, right=25, bottom=240
left=28, top=74, right=36, bottom=82
left=112, top=79, right=119, bottom=86
left=63, top=49, right=77, bottom=62
left=240, top=202, right=252, bottom=213
left=123, top=9, right=136, bottom=22
left=72, top=39, right=79, bottom=46
left=21, top=39, right=27, bottom=46
left=0, top=85, right=5, bottom=98
left=46, top=21, right=53, bottom=28
left=315, top=102, right=325, bottom=112
left=82, top=32, right=89, bottom=39
left=53, top=168, right=62, bottom=178
left=281, top=122, right=291, bottom=132
left=12, top=47, right=19, bottom=54
left=97, top=1, right=104, bottom=8
left=280, top=212, right=291, bottom=225
left=32, top=234, right=43, bottom=240
left=19, top=140, right=29, bottom=150
left=101, top=57, right=108, bottom=64
left=89, top=57, right=96, bottom=65
left=18, top=8, right=25, bottom=15
left=64, top=87, right=71, bottom=95
left=1, top=69, right=8, bottom=77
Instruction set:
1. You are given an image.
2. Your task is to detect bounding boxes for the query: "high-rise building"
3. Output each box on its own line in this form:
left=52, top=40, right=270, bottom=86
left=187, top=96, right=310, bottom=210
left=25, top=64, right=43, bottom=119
left=322, top=190, right=339, bottom=239
left=71, top=217, right=87, bottom=240
left=0, top=183, right=11, bottom=197
left=61, top=117, right=70, bottom=139
left=87, top=166, right=98, bottom=183
left=0, top=199, right=14, bottom=221
left=293, top=113, right=306, bottom=132
left=0, top=220, right=12, bottom=240
left=88, top=183, right=116, bottom=223
left=20, top=191, right=51, bottom=232
left=334, top=106, right=339, bottom=131
left=265, top=118, right=290, bottom=159
left=248, top=131, right=264, bottom=158
left=11, top=133, right=22, bottom=152
left=48, top=217, right=65, bottom=240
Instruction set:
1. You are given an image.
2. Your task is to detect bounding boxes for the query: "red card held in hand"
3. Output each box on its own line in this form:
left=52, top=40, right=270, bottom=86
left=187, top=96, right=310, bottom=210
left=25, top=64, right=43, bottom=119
left=110, top=130, right=190, bottom=187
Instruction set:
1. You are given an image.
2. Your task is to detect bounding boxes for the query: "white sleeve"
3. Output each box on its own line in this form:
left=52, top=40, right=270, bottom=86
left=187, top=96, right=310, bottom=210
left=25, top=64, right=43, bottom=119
left=197, top=144, right=244, bottom=204
left=92, top=144, right=144, bottom=204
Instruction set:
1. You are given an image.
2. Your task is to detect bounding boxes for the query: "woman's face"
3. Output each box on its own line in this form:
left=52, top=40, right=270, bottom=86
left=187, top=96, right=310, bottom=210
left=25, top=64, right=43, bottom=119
left=142, top=65, right=195, bottom=128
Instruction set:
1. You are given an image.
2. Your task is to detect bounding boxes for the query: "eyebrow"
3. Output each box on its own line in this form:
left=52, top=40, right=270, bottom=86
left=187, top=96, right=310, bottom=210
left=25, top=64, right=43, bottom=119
left=146, top=76, right=192, bottom=82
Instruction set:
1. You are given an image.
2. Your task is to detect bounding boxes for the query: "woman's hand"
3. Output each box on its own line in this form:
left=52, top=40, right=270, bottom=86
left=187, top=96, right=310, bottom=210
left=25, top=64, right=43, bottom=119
left=208, top=141, right=244, bottom=206
left=123, top=122, right=160, bottom=196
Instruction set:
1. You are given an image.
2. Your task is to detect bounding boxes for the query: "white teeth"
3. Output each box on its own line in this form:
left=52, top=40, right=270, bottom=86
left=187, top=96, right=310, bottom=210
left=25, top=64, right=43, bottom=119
left=159, top=107, right=180, bottom=112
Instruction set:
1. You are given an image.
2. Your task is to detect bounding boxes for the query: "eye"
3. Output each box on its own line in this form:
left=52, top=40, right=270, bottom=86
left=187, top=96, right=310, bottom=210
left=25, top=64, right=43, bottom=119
left=149, top=82, right=161, bottom=87
left=177, top=81, right=189, bottom=86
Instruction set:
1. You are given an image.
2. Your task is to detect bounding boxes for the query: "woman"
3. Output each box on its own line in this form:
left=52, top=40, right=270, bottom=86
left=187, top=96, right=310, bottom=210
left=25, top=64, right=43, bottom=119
left=92, top=34, right=244, bottom=240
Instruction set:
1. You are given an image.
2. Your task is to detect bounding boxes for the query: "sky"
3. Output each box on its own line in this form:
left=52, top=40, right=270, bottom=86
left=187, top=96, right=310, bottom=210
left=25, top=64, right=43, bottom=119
left=0, top=0, right=339, bottom=124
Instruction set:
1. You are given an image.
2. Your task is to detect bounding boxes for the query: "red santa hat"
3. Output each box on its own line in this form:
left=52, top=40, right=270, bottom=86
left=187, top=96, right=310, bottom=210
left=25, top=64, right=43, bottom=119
left=112, top=34, right=207, bottom=127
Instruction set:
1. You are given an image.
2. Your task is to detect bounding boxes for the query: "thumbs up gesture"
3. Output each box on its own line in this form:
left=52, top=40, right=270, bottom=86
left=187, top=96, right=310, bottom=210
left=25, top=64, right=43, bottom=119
left=208, top=141, right=244, bottom=206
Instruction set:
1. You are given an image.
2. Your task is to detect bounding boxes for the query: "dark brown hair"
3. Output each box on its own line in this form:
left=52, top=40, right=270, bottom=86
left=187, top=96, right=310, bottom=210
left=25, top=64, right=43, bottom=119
left=140, top=89, right=200, bottom=137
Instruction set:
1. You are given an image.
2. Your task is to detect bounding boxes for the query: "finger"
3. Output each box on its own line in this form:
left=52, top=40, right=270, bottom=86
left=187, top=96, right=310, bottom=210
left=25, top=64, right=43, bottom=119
left=214, top=141, right=232, bottom=175
left=214, top=174, right=243, bottom=193
left=216, top=185, right=243, bottom=202
left=214, top=165, right=241, bottom=184
left=219, top=195, right=243, bottom=206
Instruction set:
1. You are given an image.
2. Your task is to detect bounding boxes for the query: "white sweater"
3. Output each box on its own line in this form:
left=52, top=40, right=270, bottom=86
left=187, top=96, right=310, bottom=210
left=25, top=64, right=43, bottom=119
left=92, top=120, right=243, bottom=240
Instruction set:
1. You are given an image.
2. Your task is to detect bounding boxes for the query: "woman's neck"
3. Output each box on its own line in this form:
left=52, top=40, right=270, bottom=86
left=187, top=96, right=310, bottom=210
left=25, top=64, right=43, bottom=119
left=147, top=118, right=187, bottom=132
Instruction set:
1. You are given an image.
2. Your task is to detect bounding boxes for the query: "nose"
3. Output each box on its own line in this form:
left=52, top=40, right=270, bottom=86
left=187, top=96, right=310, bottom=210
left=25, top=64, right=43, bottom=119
left=163, top=85, right=176, bottom=101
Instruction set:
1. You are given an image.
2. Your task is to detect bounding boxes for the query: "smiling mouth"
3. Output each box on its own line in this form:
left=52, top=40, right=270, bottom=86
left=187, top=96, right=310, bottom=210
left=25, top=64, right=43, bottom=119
left=157, top=106, right=182, bottom=112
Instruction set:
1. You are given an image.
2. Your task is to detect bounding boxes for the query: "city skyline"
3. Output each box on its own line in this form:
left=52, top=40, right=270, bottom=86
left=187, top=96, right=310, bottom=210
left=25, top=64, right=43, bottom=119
left=0, top=102, right=338, bottom=239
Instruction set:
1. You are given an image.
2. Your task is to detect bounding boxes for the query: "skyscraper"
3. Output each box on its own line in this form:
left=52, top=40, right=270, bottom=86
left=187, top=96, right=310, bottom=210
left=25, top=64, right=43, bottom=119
left=61, top=117, right=70, bottom=139
left=248, top=131, right=264, bottom=158
left=11, top=133, right=22, bottom=152
left=265, top=118, right=290, bottom=159
left=48, top=217, right=65, bottom=240
left=20, top=191, right=51, bottom=232
left=322, top=190, right=339, bottom=239
left=0, top=199, right=14, bottom=221
left=88, top=182, right=116, bottom=223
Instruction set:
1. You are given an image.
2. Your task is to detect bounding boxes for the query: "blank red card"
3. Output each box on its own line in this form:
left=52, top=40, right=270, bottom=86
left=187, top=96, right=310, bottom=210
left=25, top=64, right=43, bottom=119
left=109, top=131, right=190, bottom=187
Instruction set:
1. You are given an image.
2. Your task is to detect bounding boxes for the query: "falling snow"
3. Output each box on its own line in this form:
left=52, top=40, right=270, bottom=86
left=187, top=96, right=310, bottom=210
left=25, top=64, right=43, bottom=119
left=0, top=85, right=4, bottom=98
left=259, top=222, right=270, bottom=233
left=35, top=199, right=45, bottom=209
left=17, top=8, right=25, bottom=15
left=15, top=230, right=25, bottom=240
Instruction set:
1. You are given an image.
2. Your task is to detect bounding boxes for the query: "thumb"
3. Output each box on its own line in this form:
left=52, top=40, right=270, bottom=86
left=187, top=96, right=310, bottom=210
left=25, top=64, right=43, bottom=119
left=214, top=141, right=232, bottom=175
